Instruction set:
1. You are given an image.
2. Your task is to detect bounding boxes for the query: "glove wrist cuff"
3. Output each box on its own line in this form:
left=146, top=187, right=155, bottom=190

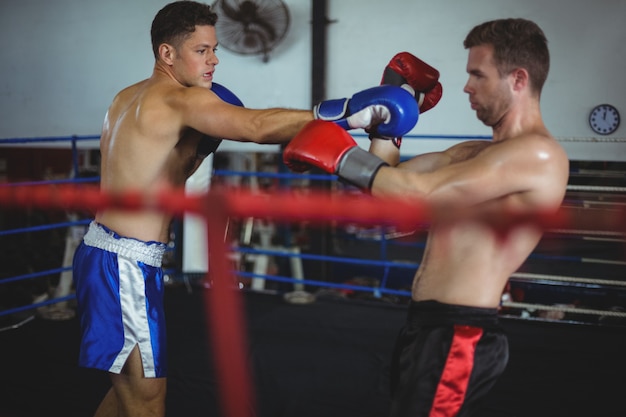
left=338, top=147, right=388, bottom=190
left=368, top=133, right=402, bottom=149
left=314, top=98, right=349, bottom=122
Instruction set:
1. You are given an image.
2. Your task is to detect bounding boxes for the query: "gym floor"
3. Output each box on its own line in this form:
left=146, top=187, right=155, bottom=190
left=1, top=285, right=625, bottom=417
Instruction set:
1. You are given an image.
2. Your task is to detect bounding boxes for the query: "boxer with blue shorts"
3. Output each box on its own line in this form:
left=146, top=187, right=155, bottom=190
left=73, top=222, right=167, bottom=378
left=81, top=0, right=421, bottom=413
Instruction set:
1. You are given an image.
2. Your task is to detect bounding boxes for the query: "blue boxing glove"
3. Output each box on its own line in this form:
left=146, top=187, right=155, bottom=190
left=197, top=82, right=245, bottom=158
left=313, top=85, right=418, bottom=138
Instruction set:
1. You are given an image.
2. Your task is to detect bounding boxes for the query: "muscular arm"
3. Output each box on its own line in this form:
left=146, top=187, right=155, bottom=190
left=396, top=151, right=453, bottom=173
left=368, top=138, right=401, bottom=166
left=174, top=86, right=313, bottom=144
left=368, top=138, right=452, bottom=170
left=371, top=136, right=568, bottom=210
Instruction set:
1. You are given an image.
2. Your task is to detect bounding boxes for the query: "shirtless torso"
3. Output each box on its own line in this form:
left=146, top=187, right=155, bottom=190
left=406, top=137, right=567, bottom=308
left=372, top=131, right=568, bottom=308
left=96, top=78, right=205, bottom=243
left=370, top=41, right=569, bottom=308
left=95, top=24, right=312, bottom=244
left=365, top=18, right=570, bottom=417
left=78, top=10, right=312, bottom=416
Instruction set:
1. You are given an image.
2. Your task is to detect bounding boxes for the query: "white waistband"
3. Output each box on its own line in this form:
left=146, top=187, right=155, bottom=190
left=83, top=222, right=166, bottom=267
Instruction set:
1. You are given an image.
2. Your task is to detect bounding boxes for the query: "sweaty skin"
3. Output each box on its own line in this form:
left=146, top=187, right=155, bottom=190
left=96, top=25, right=312, bottom=243
left=91, top=22, right=314, bottom=417
left=369, top=44, right=569, bottom=308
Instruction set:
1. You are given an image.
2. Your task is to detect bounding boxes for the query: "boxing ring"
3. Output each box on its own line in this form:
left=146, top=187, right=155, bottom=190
left=2, top=133, right=626, bottom=416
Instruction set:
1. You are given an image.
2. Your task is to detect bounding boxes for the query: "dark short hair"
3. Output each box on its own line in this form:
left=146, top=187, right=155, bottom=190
left=464, top=18, right=550, bottom=95
left=150, top=1, right=218, bottom=59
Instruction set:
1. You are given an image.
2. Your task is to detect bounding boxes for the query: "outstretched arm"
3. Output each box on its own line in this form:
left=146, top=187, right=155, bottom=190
left=178, top=83, right=418, bottom=145
left=372, top=136, right=567, bottom=211
left=177, top=86, right=313, bottom=144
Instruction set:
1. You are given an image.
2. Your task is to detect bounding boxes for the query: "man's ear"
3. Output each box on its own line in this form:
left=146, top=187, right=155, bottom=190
left=159, top=43, right=176, bottom=65
left=510, top=68, right=529, bottom=92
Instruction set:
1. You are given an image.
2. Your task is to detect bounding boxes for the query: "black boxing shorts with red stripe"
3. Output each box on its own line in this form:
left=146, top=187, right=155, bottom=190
left=389, top=300, right=508, bottom=417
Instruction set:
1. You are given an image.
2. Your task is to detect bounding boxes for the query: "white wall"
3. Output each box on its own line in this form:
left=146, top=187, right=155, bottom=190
left=1, top=0, right=625, bottom=160
left=328, top=0, right=626, bottom=138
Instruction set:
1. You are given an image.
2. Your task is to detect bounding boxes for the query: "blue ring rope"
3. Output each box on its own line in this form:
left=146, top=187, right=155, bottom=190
left=1, top=133, right=493, bottom=143
left=0, top=295, right=77, bottom=317
left=0, top=219, right=91, bottom=237
left=0, top=177, right=99, bottom=187
left=236, top=246, right=420, bottom=270
left=236, top=271, right=411, bottom=297
left=0, top=135, right=100, bottom=144
left=2, top=267, right=72, bottom=284
left=213, top=169, right=336, bottom=181
left=1, top=133, right=625, bottom=317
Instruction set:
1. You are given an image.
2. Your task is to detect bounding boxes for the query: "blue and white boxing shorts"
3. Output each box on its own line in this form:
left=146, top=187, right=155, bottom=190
left=73, top=221, right=168, bottom=378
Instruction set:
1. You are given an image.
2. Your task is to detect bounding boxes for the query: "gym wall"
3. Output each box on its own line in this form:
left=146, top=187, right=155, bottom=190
left=0, top=0, right=624, bottom=159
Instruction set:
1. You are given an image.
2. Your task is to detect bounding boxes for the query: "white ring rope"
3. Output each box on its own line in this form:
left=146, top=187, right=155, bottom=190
left=511, top=272, right=626, bottom=287
left=547, top=228, right=626, bottom=237
left=567, top=201, right=626, bottom=208
left=566, top=184, right=626, bottom=193
left=570, top=170, right=626, bottom=178
left=502, top=301, right=626, bottom=318
left=556, top=136, right=626, bottom=143
left=575, top=236, right=626, bottom=243
left=553, top=257, right=626, bottom=266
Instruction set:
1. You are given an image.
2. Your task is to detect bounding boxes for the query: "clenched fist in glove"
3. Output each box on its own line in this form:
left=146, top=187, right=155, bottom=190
left=372, top=52, right=443, bottom=150
left=313, top=85, right=418, bottom=139
left=284, top=120, right=388, bottom=190
left=382, top=52, right=443, bottom=114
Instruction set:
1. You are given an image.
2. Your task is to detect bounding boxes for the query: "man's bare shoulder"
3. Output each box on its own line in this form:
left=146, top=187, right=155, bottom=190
left=140, top=79, right=219, bottom=118
left=112, top=75, right=197, bottom=106
left=496, top=131, right=569, bottom=194
left=448, top=131, right=568, bottom=179
left=104, top=77, right=191, bottom=144
left=445, top=139, right=492, bottom=163
left=504, top=130, right=568, bottom=163
left=108, top=79, right=159, bottom=116
left=110, top=79, right=150, bottom=104
left=111, top=77, right=197, bottom=123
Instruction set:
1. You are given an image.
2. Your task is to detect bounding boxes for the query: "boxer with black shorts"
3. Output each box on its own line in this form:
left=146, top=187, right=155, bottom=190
left=284, top=18, right=569, bottom=416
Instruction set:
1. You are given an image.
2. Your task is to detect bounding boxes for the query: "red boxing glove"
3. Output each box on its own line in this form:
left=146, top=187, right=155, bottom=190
left=419, top=81, right=443, bottom=113
left=284, top=120, right=387, bottom=190
left=381, top=52, right=443, bottom=114
left=284, top=120, right=357, bottom=174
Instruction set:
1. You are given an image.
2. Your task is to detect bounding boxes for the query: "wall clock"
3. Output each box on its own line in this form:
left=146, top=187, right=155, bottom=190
left=589, top=104, right=620, bottom=135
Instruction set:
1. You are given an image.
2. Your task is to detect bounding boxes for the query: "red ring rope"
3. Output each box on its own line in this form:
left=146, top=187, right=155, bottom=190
left=1, top=182, right=625, bottom=417
left=1, top=183, right=624, bottom=232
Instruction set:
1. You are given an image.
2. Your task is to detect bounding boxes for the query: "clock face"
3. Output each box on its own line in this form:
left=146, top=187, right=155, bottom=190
left=589, top=104, right=620, bottom=135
